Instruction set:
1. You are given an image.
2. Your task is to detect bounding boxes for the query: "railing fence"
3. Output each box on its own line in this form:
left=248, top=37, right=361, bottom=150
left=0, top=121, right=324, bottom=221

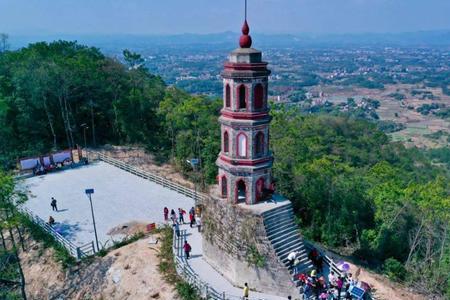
left=20, top=207, right=95, bottom=260
left=88, top=151, right=207, bottom=204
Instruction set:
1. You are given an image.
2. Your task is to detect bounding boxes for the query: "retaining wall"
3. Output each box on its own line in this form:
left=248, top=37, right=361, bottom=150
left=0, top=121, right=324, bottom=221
left=202, top=195, right=298, bottom=297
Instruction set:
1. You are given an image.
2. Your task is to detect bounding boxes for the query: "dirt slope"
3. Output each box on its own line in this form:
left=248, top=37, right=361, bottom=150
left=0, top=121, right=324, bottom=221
left=21, top=229, right=177, bottom=300
left=348, top=263, right=426, bottom=300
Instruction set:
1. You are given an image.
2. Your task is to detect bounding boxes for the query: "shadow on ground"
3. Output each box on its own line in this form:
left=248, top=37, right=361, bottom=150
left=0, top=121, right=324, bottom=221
left=54, top=222, right=82, bottom=241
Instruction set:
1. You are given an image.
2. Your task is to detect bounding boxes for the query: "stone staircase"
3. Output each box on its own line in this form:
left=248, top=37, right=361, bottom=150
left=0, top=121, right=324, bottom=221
left=262, top=203, right=314, bottom=288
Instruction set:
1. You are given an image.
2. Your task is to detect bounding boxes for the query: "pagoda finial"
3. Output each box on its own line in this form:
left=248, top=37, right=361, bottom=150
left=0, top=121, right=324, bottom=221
left=239, top=0, right=252, bottom=48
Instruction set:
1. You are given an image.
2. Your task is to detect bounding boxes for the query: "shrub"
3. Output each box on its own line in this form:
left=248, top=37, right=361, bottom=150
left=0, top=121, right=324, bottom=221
left=176, top=282, right=199, bottom=300
left=383, top=258, right=406, bottom=281
left=246, top=245, right=266, bottom=268
left=157, top=226, right=200, bottom=300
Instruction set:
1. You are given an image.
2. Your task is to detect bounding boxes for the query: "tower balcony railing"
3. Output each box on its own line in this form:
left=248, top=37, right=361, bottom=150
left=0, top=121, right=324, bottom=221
left=220, top=108, right=270, bottom=120
left=218, top=152, right=273, bottom=167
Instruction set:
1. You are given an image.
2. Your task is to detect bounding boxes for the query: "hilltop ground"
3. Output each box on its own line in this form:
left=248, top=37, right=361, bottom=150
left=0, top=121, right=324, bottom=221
left=19, top=146, right=427, bottom=300
left=21, top=223, right=178, bottom=300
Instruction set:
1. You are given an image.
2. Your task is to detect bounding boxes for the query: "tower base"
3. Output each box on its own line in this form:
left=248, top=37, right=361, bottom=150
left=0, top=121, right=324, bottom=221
left=202, top=189, right=298, bottom=297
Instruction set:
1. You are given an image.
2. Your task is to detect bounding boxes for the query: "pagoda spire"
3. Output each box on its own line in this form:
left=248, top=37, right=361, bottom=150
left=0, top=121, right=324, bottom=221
left=239, top=0, right=252, bottom=48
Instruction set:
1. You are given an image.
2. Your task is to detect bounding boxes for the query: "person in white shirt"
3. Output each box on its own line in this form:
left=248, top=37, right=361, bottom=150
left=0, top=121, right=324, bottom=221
left=328, top=271, right=337, bottom=288
left=287, top=251, right=298, bottom=268
left=196, top=216, right=202, bottom=232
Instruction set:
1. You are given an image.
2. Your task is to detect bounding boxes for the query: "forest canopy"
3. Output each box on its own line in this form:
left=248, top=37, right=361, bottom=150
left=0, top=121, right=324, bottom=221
left=0, top=41, right=449, bottom=297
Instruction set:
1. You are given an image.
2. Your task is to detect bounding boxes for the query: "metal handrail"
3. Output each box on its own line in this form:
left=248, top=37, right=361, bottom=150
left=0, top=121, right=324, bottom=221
left=20, top=207, right=95, bottom=259
left=88, top=151, right=207, bottom=203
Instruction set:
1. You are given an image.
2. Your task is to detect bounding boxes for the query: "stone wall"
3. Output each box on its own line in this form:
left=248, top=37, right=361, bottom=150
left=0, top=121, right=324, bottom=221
left=202, top=193, right=298, bottom=297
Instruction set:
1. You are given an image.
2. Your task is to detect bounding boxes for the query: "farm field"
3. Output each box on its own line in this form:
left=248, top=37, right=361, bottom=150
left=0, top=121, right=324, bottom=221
left=317, top=84, right=450, bottom=148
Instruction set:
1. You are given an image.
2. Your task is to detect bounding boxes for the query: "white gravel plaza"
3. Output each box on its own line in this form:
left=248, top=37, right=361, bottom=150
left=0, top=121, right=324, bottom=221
left=21, top=161, right=194, bottom=247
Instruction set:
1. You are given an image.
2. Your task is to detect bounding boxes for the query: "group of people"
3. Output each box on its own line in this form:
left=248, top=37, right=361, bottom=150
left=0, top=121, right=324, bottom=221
left=164, top=206, right=202, bottom=233
left=165, top=206, right=202, bottom=261
left=296, top=270, right=356, bottom=299
left=287, top=248, right=359, bottom=299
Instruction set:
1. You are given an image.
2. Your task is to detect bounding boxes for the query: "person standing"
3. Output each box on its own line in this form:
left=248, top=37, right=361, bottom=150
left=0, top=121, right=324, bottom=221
left=178, top=208, right=185, bottom=224
left=243, top=282, right=249, bottom=299
left=183, top=241, right=191, bottom=259
left=50, top=197, right=58, bottom=211
left=170, top=209, right=177, bottom=224
left=328, top=271, right=337, bottom=288
left=336, top=275, right=344, bottom=300
left=189, top=211, right=195, bottom=228
left=163, top=207, right=169, bottom=221
left=196, top=216, right=202, bottom=232
left=174, top=221, right=180, bottom=237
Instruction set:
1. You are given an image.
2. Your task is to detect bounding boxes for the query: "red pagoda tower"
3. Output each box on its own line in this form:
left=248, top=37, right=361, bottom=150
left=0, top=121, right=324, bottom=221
left=217, top=17, right=273, bottom=205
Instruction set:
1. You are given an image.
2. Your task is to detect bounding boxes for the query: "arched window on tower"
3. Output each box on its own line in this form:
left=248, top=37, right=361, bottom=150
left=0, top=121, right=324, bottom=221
left=221, top=176, right=227, bottom=198
left=254, top=84, right=264, bottom=110
left=225, top=84, right=231, bottom=108
left=237, top=133, right=247, bottom=158
left=223, top=131, right=229, bottom=153
left=238, top=85, right=247, bottom=110
left=255, top=132, right=264, bottom=157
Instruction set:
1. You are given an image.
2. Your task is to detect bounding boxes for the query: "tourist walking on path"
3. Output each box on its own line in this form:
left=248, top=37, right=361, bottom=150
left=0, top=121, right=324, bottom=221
left=50, top=197, right=58, bottom=211
left=196, top=216, right=202, bottom=232
left=178, top=208, right=185, bottom=224
left=163, top=207, right=169, bottom=221
left=243, top=282, right=249, bottom=299
left=287, top=250, right=299, bottom=268
left=174, top=221, right=180, bottom=237
left=183, top=241, right=191, bottom=259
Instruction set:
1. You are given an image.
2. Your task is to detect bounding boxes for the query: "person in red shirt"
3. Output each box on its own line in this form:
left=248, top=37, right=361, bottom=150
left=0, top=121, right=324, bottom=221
left=183, top=241, right=192, bottom=259
left=189, top=211, right=196, bottom=228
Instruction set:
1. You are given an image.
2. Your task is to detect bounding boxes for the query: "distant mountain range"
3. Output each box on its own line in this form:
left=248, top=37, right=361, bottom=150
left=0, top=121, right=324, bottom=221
left=8, top=31, right=450, bottom=51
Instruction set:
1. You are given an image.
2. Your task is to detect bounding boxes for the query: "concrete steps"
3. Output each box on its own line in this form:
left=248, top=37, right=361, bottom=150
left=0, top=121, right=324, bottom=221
left=262, top=203, right=315, bottom=294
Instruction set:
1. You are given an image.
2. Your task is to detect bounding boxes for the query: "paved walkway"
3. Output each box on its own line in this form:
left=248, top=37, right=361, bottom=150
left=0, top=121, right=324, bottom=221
left=182, top=223, right=288, bottom=300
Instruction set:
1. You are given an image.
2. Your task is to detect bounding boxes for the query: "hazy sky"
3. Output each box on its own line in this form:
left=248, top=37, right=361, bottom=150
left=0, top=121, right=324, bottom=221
left=1, top=0, right=450, bottom=35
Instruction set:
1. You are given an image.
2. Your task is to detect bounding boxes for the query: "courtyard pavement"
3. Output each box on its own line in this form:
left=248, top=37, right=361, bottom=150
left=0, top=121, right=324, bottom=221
left=21, top=161, right=194, bottom=248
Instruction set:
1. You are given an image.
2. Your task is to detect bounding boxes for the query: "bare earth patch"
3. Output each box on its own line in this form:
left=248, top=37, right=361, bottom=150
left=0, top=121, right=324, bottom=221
left=348, top=263, right=425, bottom=300
left=21, top=224, right=178, bottom=300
